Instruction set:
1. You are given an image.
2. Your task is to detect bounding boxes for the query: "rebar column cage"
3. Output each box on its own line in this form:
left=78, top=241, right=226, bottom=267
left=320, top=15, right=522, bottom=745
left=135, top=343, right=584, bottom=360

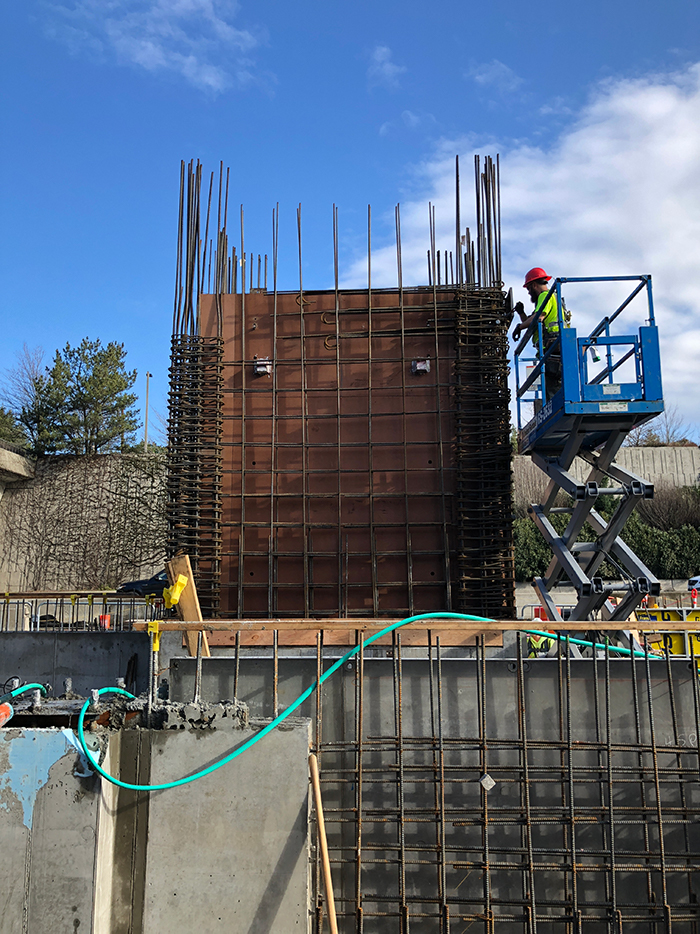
left=167, top=157, right=515, bottom=619
left=167, top=159, right=227, bottom=615
left=455, top=289, right=514, bottom=617
left=167, top=334, right=223, bottom=615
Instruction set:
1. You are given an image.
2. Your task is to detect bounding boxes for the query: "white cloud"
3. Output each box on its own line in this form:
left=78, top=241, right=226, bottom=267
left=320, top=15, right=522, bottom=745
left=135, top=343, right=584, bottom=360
left=379, top=109, right=436, bottom=136
left=342, top=64, right=700, bottom=431
left=44, top=0, right=262, bottom=92
left=469, top=59, right=523, bottom=94
left=539, top=96, right=573, bottom=117
left=367, top=45, right=406, bottom=90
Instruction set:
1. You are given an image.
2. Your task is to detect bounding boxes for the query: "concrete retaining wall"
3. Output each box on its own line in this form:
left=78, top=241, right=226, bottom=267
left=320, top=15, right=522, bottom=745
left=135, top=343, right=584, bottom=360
left=514, top=445, right=700, bottom=510
left=0, top=453, right=166, bottom=592
left=0, top=722, right=311, bottom=933
left=0, top=632, right=152, bottom=697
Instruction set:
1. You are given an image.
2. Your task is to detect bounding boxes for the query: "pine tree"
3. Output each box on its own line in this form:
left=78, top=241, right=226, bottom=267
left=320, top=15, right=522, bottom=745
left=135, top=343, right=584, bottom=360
left=16, top=339, right=140, bottom=455
left=0, top=406, right=29, bottom=449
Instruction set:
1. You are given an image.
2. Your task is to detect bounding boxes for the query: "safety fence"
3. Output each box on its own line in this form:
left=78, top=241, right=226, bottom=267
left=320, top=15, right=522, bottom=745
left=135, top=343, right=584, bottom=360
left=0, top=592, right=164, bottom=633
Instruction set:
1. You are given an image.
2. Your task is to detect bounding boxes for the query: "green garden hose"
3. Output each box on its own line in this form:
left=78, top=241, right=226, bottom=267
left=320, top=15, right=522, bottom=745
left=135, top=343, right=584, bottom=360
left=75, top=613, right=655, bottom=793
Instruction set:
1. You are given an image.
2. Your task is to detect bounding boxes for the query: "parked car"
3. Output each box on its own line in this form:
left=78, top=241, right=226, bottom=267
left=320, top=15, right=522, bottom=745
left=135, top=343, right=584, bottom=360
left=117, top=570, right=168, bottom=597
left=688, top=575, right=700, bottom=591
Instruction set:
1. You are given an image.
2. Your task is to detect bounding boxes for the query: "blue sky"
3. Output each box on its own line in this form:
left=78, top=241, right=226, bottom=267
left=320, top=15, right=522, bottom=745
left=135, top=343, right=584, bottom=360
left=2, top=1, right=700, bottom=439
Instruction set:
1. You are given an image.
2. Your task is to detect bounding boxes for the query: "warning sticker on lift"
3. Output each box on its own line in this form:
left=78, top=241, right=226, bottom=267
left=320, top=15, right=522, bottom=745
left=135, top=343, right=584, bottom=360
left=602, top=384, right=622, bottom=395
left=599, top=401, right=628, bottom=412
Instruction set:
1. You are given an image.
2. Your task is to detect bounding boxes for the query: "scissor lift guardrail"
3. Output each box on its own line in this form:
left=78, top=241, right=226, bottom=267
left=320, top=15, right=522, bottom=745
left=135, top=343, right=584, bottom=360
left=514, top=276, right=664, bottom=623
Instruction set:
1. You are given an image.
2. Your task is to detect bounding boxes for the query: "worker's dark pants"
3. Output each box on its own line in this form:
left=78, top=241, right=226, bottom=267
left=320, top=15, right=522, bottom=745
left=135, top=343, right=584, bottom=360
left=542, top=335, right=562, bottom=400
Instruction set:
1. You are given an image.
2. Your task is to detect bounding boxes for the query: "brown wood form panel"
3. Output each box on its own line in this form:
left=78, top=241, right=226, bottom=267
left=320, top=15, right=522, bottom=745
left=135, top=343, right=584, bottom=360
left=194, top=285, right=514, bottom=619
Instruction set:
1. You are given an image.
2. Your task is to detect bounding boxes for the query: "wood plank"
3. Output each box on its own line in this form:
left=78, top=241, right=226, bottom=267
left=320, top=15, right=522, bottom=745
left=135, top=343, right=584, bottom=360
left=165, top=556, right=210, bottom=657
left=206, top=630, right=504, bottom=648
left=132, top=617, right=700, bottom=633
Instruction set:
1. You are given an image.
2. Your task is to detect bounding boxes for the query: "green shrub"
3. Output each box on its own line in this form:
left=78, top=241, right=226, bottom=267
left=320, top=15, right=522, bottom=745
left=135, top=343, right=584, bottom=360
left=514, top=506, right=700, bottom=582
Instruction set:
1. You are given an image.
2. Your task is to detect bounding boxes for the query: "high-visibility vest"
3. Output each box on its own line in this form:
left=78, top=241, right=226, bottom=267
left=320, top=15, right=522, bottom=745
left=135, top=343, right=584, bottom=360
left=533, top=292, right=570, bottom=346
left=528, top=632, right=556, bottom=657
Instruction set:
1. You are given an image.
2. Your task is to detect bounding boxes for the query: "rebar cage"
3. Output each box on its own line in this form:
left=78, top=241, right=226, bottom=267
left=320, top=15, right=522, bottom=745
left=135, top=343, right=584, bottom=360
left=171, top=639, right=700, bottom=932
left=167, top=157, right=514, bottom=619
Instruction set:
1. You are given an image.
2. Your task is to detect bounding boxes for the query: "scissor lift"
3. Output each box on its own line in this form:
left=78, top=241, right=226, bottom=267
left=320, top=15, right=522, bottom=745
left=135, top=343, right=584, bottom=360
left=514, top=276, right=664, bottom=624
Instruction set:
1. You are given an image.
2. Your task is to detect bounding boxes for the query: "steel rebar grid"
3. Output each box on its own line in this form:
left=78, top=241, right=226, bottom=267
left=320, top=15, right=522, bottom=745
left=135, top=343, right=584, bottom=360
left=217, top=288, right=463, bottom=618
left=212, top=284, right=516, bottom=618
left=293, top=638, right=700, bottom=933
left=453, top=289, right=515, bottom=618
left=168, top=155, right=513, bottom=620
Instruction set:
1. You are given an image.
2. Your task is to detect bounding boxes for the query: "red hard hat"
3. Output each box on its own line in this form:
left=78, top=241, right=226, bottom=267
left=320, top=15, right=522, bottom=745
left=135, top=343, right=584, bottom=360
left=523, top=267, right=551, bottom=287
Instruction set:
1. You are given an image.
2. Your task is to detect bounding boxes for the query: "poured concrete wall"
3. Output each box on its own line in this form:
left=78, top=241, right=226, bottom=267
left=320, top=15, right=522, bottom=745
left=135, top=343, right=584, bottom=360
left=0, top=453, right=165, bottom=592
left=0, top=728, right=103, bottom=934
left=514, top=445, right=700, bottom=508
left=0, top=632, right=151, bottom=697
left=0, top=721, right=311, bottom=934
left=140, top=724, right=310, bottom=933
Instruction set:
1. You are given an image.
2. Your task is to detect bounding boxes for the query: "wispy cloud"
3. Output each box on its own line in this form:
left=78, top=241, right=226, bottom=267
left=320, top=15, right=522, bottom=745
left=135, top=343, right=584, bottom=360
left=367, top=45, right=406, bottom=90
left=343, top=63, right=700, bottom=429
left=379, top=109, right=436, bottom=137
left=539, top=96, right=573, bottom=117
left=468, top=59, right=523, bottom=94
left=44, top=0, right=264, bottom=92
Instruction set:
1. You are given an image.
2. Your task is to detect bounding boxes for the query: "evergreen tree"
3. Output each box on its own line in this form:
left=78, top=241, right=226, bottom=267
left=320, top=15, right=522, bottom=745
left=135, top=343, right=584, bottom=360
left=0, top=405, right=29, bottom=449
left=17, top=339, right=140, bottom=455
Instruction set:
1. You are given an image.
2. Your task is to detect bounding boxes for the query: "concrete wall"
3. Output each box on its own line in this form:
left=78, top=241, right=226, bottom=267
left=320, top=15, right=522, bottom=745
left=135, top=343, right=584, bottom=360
left=0, top=632, right=152, bottom=697
left=514, top=445, right=700, bottom=510
left=0, top=446, right=34, bottom=485
left=0, top=728, right=104, bottom=934
left=140, top=724, right=310, bottom=933
left=0, top=721, right=311, bottom=934
left=0, top=453, right=166, bottom=592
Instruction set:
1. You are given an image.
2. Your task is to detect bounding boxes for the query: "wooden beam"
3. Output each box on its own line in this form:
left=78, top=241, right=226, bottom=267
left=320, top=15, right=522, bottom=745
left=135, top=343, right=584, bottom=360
left=165, top=556, right=210, bottom=657
left=205, top=629, right=503, bottom=648
left=132, top=617, right=700, bottom=633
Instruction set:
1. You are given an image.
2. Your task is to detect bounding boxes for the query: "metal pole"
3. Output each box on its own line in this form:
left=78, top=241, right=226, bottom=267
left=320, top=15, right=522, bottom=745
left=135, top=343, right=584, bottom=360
left=144, top=371, right=151, bottom=451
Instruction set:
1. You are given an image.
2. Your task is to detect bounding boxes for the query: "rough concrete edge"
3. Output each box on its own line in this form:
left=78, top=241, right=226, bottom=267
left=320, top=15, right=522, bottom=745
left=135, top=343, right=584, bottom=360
left=0, top=447, right=35, bottom=482
left=92, top=734, right=119, bottom=934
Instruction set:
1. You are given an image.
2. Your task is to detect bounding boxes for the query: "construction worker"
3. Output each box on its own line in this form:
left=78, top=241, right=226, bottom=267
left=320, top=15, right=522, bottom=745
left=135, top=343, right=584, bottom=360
left=527, top=630, right=557, bottom=658
left=512, top=267, right=565, bottom=398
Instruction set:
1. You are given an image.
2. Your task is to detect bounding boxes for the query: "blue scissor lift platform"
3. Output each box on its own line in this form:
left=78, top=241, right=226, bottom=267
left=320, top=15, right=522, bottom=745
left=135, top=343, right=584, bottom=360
left=514, top=276, right=664, bottom=624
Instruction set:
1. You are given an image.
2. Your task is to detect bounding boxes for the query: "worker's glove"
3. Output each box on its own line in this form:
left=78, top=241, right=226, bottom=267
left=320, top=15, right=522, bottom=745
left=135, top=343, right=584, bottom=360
left=514, top=301, right=525, bottom=320
left=512, top=325, right=521, bottom=341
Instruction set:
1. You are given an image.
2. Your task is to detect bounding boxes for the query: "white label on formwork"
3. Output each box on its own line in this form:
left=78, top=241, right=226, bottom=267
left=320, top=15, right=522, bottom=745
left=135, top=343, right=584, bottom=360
left=602, top=384, right=622, bottom=395
left=599, top=401, right=629, bottom=412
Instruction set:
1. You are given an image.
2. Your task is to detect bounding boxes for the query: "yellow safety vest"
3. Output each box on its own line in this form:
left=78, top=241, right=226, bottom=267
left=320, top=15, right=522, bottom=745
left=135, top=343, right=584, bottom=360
left=528, top=632, right=556, bottom=657
left=537, top=291, right=560, bottom=333
left=532, top=291, right=570, bottom=348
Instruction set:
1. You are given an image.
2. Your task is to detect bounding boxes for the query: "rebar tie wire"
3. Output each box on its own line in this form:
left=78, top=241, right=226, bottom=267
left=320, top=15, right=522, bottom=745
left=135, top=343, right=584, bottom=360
left=75, top=614, right=655, bottom=793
